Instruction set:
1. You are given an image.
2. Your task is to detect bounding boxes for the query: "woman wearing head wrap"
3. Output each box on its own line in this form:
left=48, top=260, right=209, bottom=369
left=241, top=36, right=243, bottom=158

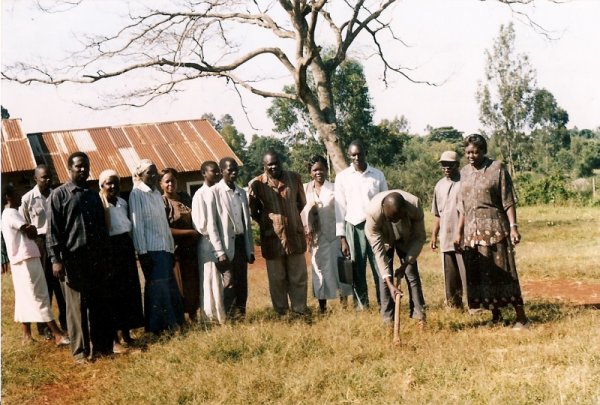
left=98, top=170, right=144, bottom=351
left=159, top=168, right=201, bottom=323
left=129, top=160, right=184, bottom=334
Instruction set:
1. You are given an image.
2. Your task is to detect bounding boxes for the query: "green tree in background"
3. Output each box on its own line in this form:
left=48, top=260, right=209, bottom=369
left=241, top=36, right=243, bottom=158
left=267, top=58, right=373, bottom=150
left=477, top=22, right=536, bottom=176
left=528, top=89, right=570, bottom=173
left=426, top=126, right=464, bottom=144
left=268, top=58, right=407, bottom=169
left=1, top=105, right=9, bottom=119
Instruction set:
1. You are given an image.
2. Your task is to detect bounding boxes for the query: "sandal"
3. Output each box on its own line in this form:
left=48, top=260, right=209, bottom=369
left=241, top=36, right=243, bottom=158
left=55, top=336, right=71, bottom=346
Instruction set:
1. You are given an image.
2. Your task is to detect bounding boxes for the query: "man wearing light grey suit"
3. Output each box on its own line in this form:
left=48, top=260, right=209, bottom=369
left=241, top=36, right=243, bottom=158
left=364, top=190, right=427, bottom=329
left=212, top=158, right=255, bottom=319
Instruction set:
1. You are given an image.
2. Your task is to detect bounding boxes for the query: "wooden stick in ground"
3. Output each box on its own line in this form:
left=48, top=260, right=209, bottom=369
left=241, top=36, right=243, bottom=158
left=393, top=276, right=401, bottom=346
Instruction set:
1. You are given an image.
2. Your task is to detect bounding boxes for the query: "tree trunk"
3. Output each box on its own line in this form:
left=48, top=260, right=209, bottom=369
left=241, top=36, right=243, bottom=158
left=311, top=115, right=347, bottom=174
left=299, top=59, right=347, bottom=175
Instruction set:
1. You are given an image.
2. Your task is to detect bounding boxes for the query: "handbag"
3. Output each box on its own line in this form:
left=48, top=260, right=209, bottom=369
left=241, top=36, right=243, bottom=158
left=337, top=256, right=353, bottom=284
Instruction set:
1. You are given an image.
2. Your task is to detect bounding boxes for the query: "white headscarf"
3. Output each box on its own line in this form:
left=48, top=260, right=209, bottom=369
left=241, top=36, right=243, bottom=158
left=98, top=169, right=118, bottom=189
left=98, top=169, right=120, bottom=230
left=132, top=159, right=154, bottom=183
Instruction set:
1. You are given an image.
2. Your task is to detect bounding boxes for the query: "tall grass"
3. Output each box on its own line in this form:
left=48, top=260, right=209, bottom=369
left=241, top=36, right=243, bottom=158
left=2, top=206, right=599, bottom=404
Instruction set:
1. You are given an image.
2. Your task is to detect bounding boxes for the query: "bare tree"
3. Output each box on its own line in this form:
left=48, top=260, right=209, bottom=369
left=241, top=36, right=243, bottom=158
left=3, top=0, right=542, bottom=173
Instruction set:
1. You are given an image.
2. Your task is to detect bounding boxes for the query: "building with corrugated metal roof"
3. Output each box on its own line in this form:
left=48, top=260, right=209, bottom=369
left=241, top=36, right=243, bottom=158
left=1, top=119, right=38, bottom=195
left=2, top=118, right=240, bottom=198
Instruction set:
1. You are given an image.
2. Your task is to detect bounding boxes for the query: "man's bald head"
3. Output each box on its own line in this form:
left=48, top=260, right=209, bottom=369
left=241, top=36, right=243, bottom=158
left=382, top=192, right=406, bottom=223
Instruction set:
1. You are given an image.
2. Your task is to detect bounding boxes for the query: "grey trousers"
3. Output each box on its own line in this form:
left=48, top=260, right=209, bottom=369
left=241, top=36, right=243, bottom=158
left=380, top=243, right=426, bottom=322
left=442, top=252, right=467, bottom=308
left=345, top=221, right=381, bottom=308
left=265, top=253, right=308, bottom=315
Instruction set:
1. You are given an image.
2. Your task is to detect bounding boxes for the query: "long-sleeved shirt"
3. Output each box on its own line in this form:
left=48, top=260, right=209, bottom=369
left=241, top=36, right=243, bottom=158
left=46, top=181, right=108, bottom=263
left=191, top=183, right=223, bottom=260
left=431, top=175, right=461, bottom=252
left=335, top=164, right=388, bottom=237
left=364, top=190, right=426, bottom=279
left=19, top=185, right=52, bottom=235
left=1, top=208, right=40, bottom=265
left=129, top=181, right=174, bottom=255
left=248, top=170, right=306, bottom=259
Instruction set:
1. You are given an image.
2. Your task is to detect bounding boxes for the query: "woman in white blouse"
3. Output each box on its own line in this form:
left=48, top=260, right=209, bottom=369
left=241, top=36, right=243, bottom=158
left=99, top=170, right=144, bottom=351
left=302, top=156, right=352, bottom=314
left=1, top=185, right=69, bottom=346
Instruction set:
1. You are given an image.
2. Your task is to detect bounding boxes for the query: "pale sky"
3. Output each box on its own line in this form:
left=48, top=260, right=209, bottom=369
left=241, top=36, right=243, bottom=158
left=1, top=0, right=599, bottom=139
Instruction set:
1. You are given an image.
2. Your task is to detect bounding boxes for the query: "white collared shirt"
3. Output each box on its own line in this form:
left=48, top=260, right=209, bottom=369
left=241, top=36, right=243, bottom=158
left=19, top=185, right=51, bottom=235
left=128, top=181, right=174, bottom=254
left=225, top=185, right=245, bottom=235
left=334, top=164, right=388, bottom=236
left=108, top=197, right=132, bottom=236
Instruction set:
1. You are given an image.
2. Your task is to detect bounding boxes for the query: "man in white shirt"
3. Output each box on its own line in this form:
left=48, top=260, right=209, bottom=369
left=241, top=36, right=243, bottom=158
left=20, top=165, right=67, bottom=338
left=335, top=139, right=388, bottom=308
left=191, top=161, right=226, bottom=324
left=211, top=158, right=255, bottom=320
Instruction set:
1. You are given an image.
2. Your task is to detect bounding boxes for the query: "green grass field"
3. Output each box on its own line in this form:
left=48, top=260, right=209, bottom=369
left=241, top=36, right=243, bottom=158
left=2, top=206, right=599, bottom=404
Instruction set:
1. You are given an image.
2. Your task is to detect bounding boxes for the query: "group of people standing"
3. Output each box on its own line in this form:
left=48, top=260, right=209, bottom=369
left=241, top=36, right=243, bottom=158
left=1, top=132, right=529, bottom=363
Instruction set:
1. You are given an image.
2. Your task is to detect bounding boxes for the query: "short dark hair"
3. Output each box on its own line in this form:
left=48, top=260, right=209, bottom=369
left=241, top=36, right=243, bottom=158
left=262, top=149, right=280, bottom=161
left=200, top=160, right=218, bottom=174
left=307, top=155, right=328, bottom=172
left=159, top=167, right=178, bottom=181
left=219, top=157, right=238, bottom=169
left=464, top=134, right=487, bottom=154
left=1, top=184, right=16, bottom=206
left=67, top=151, right=89, bottom=167
left=348, top=139, right=366, bottom=154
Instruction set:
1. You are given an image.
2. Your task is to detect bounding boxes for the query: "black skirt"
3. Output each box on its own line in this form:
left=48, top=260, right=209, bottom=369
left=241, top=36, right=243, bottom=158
left=107, top=232, right=145, bottom=330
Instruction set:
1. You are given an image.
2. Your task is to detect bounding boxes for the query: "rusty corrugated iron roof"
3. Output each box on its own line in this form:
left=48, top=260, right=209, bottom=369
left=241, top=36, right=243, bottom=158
left=27, top=119, right=241, bottom=183
left=1, top=119, right=37, bottom=173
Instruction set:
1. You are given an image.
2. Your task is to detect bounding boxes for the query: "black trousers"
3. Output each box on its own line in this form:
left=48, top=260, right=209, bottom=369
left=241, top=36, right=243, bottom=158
left=35, top=235, right=67, bottom=334
left=222, top=235, right=249, bottom=318
left=63, top=246, right=114, bottom=359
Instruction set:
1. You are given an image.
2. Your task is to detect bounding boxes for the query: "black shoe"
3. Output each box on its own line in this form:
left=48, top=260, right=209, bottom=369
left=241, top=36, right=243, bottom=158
left=43, top=329, right=54, bottom=341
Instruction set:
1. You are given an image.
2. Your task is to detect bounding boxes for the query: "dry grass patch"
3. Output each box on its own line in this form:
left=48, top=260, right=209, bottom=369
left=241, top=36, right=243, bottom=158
left=2, top=206, right=599, bottom=404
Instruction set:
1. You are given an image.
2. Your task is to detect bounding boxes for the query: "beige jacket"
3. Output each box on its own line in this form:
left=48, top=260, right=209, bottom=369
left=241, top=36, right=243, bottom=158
left=364, top=190, right=426, bottom=278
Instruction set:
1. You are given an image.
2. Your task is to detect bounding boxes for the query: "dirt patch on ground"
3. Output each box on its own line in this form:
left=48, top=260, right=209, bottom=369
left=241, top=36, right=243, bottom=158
left=251, top=250, right=600, bottom=306
left=522, top=279, right=600, bottom=306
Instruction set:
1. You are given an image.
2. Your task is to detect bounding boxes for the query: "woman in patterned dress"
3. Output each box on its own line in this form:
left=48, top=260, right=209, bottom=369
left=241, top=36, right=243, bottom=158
left=454, top=134, right=529, bottom=328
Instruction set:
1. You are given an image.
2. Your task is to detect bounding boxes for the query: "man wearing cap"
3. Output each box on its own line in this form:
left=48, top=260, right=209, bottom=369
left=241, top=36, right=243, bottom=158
left=364, top=190, right=427, bottom=329
left=431, top=150, right=468, bottom=309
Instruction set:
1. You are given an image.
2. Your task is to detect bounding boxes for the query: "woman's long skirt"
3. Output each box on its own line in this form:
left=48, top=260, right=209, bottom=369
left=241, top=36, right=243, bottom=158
left=144, top=251, right=184, bottom=333
left=108, top=233, right=145, bottom=331
left=464, top=239, right=524, bottom=310
left=11, top=257, right=54, bottom=323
